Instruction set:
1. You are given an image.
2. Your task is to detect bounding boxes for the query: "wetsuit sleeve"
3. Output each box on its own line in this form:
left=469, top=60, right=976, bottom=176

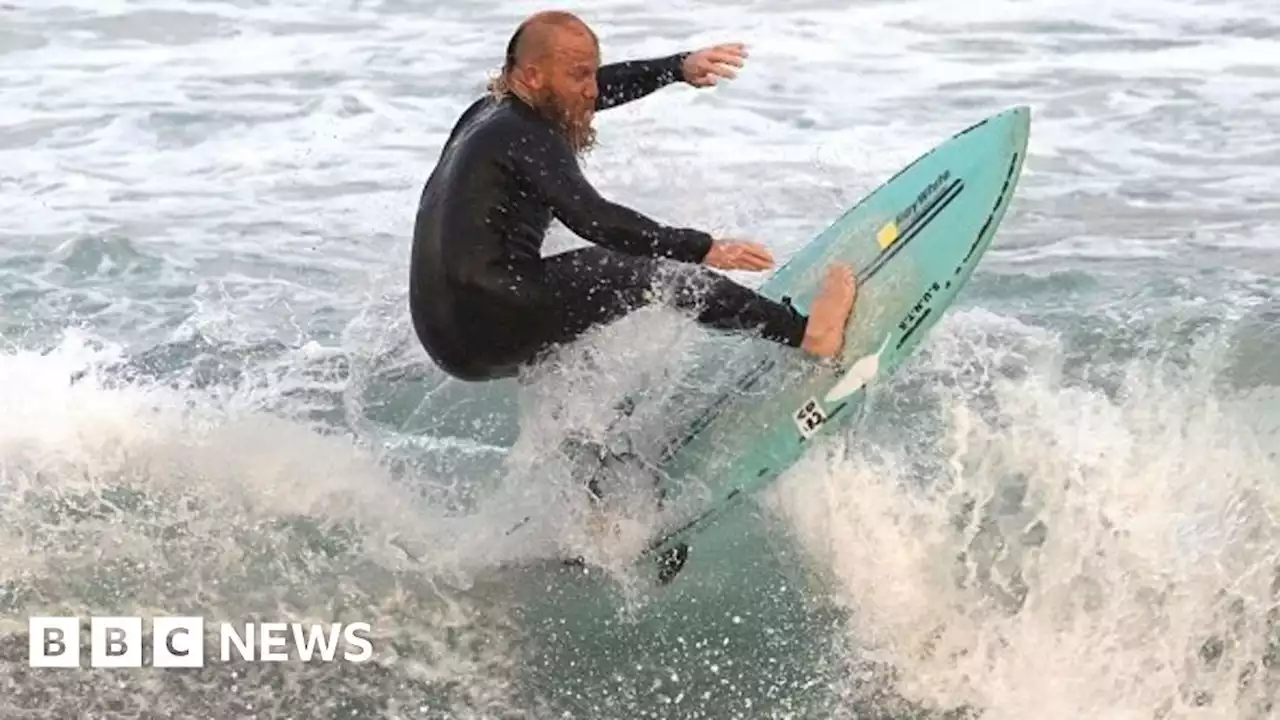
left=595, top=53, right=689, bottom=111
left=516, top=131, right=713, bottom=263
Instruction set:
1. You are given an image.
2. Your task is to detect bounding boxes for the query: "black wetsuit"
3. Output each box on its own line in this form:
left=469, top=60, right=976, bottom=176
left=409, top=53, right=808, bottom=381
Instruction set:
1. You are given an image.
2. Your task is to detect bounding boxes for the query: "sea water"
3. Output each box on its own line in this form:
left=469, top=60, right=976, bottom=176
left=2, top=0, right=1278, bottom=717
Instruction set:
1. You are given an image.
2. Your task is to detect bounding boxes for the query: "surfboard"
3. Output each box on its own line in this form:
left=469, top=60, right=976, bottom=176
left=608, top=105, right=1033, bottom=587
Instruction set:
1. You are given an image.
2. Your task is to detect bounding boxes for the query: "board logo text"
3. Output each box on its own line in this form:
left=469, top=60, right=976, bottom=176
left=898, top=281, right=943, bottom=332
left=894, top=170, right=952, bottom=231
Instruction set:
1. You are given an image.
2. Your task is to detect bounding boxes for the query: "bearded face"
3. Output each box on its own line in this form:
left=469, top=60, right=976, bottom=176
left=527, top=83, right=597, bottom=155
left=488, top=22, right=602, bottom=156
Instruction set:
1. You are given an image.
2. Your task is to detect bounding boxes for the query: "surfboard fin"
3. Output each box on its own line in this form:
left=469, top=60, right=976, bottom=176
left=655, top=542, right=690, bottom=584
left=824, top=331, right=893, bottom=403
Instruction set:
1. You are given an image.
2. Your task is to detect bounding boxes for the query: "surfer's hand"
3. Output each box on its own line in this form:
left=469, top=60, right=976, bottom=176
left=703, top=239, right=774, bottom=271
left=681, top=43, right=747, bottom=87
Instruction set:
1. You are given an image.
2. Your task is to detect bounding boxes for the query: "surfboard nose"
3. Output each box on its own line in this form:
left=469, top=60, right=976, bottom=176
left=1009, top=105, right=1031, bottom=130
left=998, top=105, right=1032, bottom=148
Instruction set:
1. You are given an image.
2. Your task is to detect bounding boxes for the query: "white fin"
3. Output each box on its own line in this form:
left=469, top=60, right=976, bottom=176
left=824, top=332, right=893, bottom=403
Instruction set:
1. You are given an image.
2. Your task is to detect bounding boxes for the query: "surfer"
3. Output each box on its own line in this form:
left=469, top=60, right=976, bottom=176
left=409, top=10, right=857, bottom=381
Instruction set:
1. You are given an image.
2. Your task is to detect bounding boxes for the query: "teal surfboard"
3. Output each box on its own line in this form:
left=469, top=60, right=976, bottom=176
left=590, top=105, right=1032, bottom=586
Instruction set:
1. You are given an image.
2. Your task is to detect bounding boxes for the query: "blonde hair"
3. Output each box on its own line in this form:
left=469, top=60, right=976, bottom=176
left=486, top=68, right=511, bottom=98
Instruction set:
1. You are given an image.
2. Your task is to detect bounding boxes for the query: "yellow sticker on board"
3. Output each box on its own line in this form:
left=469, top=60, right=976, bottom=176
left=876, top=220, right=899, bottom=249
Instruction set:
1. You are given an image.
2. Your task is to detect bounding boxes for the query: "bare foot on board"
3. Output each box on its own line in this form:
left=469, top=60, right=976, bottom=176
left=800, top=264, right=857, bottom=358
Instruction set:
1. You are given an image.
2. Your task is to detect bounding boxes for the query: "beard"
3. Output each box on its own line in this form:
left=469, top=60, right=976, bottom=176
left=529, top=86, right=597, bottom=155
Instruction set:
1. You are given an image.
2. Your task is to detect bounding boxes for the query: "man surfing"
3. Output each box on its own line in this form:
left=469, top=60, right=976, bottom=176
left=409, top=10, right=857, bottom=382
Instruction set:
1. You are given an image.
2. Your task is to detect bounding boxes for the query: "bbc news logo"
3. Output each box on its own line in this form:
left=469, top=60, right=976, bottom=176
left=29, top=616, right=373, bottom=668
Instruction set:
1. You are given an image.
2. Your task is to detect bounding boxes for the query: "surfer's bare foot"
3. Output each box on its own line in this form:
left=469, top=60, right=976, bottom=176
left=801, top=264, right=856, bottom=358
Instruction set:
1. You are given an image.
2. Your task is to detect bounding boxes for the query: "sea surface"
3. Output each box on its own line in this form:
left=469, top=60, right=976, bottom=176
left=2, top=0, right=1279, bottom=718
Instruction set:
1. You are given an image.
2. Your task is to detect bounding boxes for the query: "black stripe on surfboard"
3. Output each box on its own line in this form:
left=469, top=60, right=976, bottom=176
left=656, top=355, right=777, bottom=465
left=855, top=116, right=991, bottom=218
left=962, top=151, right=1020, bottom=267
left=646, top=504, right=717, bottom=554
left=858, top=178, right=964, bottom=286
left=878, top=117, right=988, bottom=189
left=951, top=116, right=992, bottom=142
left=644, top=396, right=851, bottom=554
left=894, top=177, right=955, bottom=238
left=904, top=153, right=1021, bottom=355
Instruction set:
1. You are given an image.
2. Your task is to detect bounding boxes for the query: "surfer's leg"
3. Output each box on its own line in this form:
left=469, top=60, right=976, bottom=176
left=661, top=261, right=857, bottom=356
left=662, top=263, right=810, bottom=346
left=541, top=247, right=855, bottom=356
left=541, top=246, right=808, bottom=346
left=663, top=262, right=857, bottom=357
left=539, top=247, right=661, bottom=345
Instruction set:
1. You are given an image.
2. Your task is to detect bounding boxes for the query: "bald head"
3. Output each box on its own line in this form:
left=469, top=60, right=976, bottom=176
left=503, top=10, right=598, bottom=72
left=488, top=11, right=602, bottom=154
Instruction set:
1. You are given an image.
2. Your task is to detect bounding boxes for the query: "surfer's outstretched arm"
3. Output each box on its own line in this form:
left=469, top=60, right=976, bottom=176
left=595, top=54, right=689, bottom=110
left=516, top=126, right=713, bottom=262
left=595, top=43, right=747, bottom=110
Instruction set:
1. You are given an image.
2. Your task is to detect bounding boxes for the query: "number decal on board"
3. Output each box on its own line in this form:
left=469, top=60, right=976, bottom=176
left=792, top=397, right=828, bottom=439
